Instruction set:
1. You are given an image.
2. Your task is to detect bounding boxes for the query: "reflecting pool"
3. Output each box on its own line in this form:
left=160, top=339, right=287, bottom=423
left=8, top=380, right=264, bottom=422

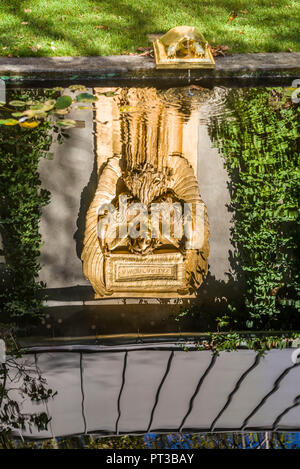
left=0, top=84, right=299, bottom=446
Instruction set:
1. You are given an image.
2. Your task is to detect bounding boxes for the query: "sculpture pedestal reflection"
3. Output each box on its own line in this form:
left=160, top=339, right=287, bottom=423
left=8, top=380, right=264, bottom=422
left=82, top=88, right=210, bottom=298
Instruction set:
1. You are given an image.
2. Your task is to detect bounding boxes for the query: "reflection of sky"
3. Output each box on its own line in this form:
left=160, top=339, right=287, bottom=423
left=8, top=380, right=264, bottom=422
left=144, top=432, right=300, bottom=449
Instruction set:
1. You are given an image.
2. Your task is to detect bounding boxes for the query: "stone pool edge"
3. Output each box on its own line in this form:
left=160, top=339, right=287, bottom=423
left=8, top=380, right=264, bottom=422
left=0, top=52, right=299, bottom=86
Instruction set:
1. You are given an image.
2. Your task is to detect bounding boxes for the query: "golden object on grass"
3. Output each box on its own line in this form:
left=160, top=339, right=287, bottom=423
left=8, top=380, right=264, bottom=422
left=153, top=26, right=215, bottom=69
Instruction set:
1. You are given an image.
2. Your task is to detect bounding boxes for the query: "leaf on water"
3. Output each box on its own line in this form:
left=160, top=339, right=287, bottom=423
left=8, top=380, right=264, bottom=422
left=30, top=103, right=47, bottom=110
left=22, top=109, right=47, bottom=119
left=98, top=91, right=116, bottom=97
left=56, top=119, right=85, bottom=128
left=9, top=100, right=26, bottom=107
left=54, top=109, right=69, bottom=115
left=73, top=120, right=86, bottom=128
left=69, top=85, right=87, bottom=92
left=55, top=119, right=77, bottom=128
left=19, top=121, right=40, bottom=128
left=76, top=92, right=98, bottom=103
left=55, top=95, right=73, bottom=110
left=0, top=119, right=19, bottom=125
left=12, top=112, right=24, bottom=117
left=76, top=105, right=92, bottom=110
left=29, top=100, right=56, bottom=112
left=42, top=99, right=56, bottom=111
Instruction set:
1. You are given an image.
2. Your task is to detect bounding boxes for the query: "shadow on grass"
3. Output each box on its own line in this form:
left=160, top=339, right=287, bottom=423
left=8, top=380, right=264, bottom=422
left=0, top=0, right=299, bottom=55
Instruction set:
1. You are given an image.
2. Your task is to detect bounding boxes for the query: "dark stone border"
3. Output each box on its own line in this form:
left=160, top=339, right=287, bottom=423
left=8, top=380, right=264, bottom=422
left=0, top=52, right=299, bottom=87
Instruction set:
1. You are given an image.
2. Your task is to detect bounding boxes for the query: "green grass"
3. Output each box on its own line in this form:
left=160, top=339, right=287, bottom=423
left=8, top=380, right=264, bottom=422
left=0, top=0, right=299, bottom=57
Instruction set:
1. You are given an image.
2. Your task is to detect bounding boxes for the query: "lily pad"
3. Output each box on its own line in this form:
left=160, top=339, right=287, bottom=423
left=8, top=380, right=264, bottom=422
left=9, top=100, right=26, bottom=107
left=55, top=119, right=77, bottom=128
left=0, top=118, right=19, bottom=126
left=19, top=121, right=40, bottom=128
left=76, top=92, right=97, bottom=103
left=69, top=85, right=87, bottom=92
left=55, top=95, right=73, bottom=110
left=99, top=91, right=116, bottom=97
left=75, top=105, right=92, bottom=110
left=22, top=109, right=47, bottom=119
left=56, top=119, right=85, bottom=128
left=54, top=109, right=69, bottom=115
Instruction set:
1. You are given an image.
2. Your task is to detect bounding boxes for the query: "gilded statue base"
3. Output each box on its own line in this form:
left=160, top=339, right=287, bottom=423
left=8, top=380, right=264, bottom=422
left=154, top=26, right=215, bottom=69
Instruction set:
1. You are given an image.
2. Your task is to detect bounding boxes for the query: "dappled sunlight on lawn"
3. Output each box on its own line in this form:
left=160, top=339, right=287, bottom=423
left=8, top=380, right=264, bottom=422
left=0, top=0, right=299, bottom=57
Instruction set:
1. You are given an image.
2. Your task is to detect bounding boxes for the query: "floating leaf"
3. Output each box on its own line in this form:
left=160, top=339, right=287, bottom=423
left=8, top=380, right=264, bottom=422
left=76, top=105, right=92, bottom=110
left=30, top=99, right=56, bottom=112
left=98, top=91, right=116, bottom=97
left=22, top=109, right=47, bottom=119
left=76, top=92, right=98, bottom=103
left=69, top=85, right=87, bottom=92
left=55, top=119, right=77, bottom=128
left=9, top=100, right=26, bottom=107
left=30, top=103, right=47, bottom=110
left=19, top=121, right=40, bottom=128
left=56, top=119, right=85, bottom=128
left=54, top=109, right=69, bottom=115
left=0, top=118, right=19, bottom=125
left=73, top=120, right=85, bottom=128
left=42, top=99, right=56, bottom=111
left=55, top=95, right=73, bottom=110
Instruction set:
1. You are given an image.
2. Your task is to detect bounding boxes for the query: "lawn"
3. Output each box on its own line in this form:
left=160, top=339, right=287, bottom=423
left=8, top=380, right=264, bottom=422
left=0, top=0, right=299, bottom=57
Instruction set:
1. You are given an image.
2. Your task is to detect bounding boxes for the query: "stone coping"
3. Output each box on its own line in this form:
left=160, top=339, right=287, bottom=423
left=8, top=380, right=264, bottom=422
left=0, top=52, right=299, bottom=86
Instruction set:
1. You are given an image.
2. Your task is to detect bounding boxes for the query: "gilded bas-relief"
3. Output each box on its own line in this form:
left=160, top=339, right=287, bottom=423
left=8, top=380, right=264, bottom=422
left=81, top=88, right=210, bottom=298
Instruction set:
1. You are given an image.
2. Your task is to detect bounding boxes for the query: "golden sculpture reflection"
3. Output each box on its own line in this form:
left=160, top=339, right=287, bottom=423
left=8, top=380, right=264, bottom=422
left=81, top=88, right=210, bottom=298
